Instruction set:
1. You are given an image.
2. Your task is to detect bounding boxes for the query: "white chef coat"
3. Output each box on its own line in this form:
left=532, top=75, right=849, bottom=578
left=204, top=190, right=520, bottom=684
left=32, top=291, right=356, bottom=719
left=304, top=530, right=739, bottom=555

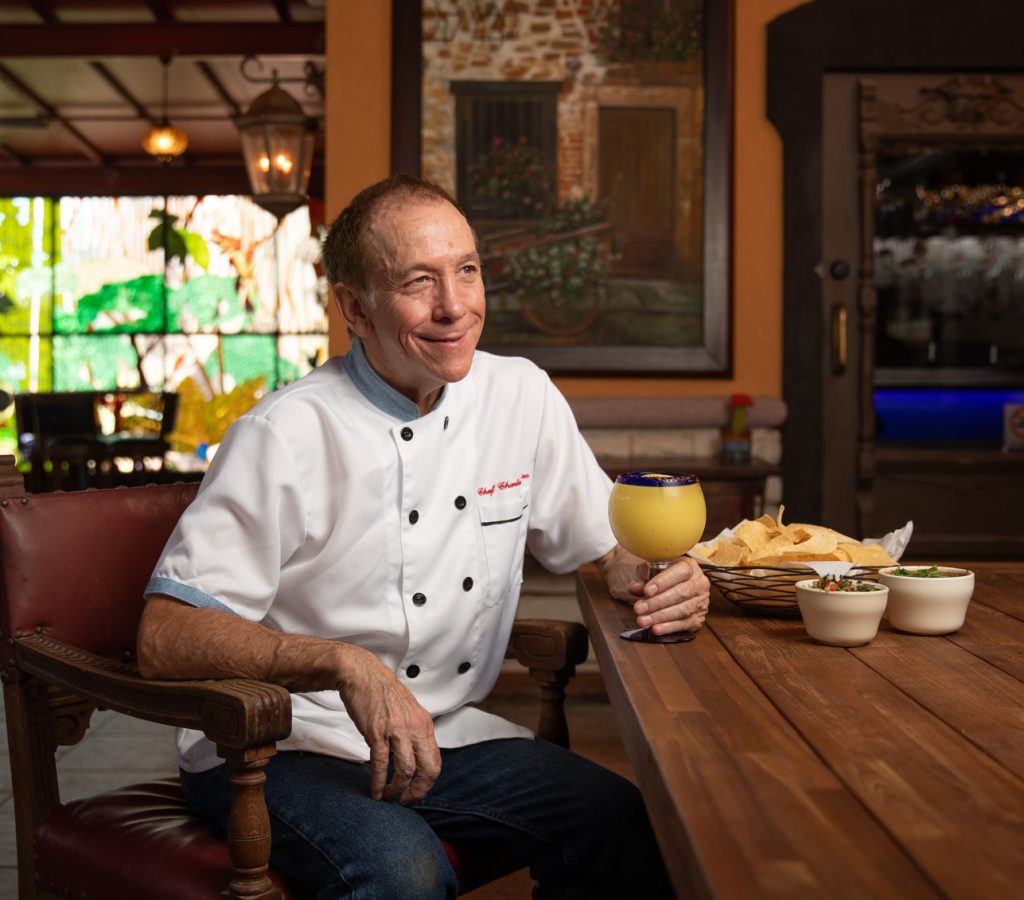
left=146, top=339, right=616, bottom=773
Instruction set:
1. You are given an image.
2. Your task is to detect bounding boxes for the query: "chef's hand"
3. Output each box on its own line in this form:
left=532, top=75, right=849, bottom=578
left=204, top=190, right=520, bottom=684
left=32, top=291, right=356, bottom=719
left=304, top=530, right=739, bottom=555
left=336, top=645, right=440, bottom=804
left=599, top=545, right=710, bottom=638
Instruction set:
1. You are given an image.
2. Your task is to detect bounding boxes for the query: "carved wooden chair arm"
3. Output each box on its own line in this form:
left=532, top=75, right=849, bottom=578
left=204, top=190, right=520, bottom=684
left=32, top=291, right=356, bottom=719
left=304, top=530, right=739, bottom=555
left=11, top=632, right=291, bottom=750
left=506, top=619, right=589, bottom=748
left=7, top=632, right=292, bottom=900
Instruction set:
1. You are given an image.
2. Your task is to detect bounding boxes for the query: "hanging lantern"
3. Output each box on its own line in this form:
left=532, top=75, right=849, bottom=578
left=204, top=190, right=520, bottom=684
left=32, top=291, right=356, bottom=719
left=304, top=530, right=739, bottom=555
left=141, top=124, right=189, bottom=162
left=236, top=76, right=317, bottom=219
left=142, top=58, right=188, bottom=163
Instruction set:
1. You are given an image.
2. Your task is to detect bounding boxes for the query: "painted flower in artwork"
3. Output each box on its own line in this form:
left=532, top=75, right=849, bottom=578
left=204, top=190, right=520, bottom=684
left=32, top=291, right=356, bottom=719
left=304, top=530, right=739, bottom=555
left=596, top=0, right=704, bottom=64
left=468, top=136, right=554, bottom=218
left=506, top=234, right=610, bottom=303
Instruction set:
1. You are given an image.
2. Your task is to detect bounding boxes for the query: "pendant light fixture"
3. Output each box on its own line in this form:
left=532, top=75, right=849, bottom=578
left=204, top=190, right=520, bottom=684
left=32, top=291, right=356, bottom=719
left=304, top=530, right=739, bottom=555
left=236, top=66, right=318, bottom=219
left=142, top=57, right=188, bottom=163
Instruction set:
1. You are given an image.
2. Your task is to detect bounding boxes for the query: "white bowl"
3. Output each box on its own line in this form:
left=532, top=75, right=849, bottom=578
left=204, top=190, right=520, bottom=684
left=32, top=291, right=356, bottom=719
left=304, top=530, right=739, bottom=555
left=878, top=566, right=975, bottom=635
left=795, top=579, right=889, bottom=646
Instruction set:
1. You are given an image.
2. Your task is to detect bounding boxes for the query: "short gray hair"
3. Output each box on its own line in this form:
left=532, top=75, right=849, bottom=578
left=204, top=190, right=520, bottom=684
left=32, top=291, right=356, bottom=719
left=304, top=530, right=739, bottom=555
left=322, top=175, right=464, bottom=308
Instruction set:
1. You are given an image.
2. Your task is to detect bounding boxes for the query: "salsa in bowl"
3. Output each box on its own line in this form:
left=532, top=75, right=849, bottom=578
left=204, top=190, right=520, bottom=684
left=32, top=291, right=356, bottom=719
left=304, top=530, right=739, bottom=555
left=809, top=574, right=886, bottom=592
left=878, top=566, right=974, bottom=634
left=795, top=577, right=888, bottom=647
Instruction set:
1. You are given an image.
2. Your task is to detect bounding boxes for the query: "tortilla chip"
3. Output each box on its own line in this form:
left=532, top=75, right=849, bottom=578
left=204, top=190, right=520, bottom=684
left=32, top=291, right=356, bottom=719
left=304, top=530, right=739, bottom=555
left=785, top=525, right=812, bottom=543
left=788, top=524, right=839, bottom=556
left=693, top=508, right=897, bottom=571
left=841, top=541, right=897, bottom=566
left=734, top=520, right=774, bottom=554
left=779, top=551, right=840, bottom=562
left=758, top=534, right=801, bottom=558
left=708, top=540, right=746, bottom=567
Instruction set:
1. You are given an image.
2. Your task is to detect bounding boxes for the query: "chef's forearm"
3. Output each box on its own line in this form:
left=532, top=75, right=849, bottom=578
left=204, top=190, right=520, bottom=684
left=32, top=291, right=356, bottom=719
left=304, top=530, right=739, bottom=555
left=137, top=594, right=371, bottom=692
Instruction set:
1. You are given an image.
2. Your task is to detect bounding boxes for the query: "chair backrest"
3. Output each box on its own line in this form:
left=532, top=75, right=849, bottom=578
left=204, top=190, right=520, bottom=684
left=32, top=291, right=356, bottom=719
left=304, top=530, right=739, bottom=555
left=14, top=392, right=99, bottom=443
left=0, top=464, right=198, bottom=659
left=0, top=456, right=299, bottom=900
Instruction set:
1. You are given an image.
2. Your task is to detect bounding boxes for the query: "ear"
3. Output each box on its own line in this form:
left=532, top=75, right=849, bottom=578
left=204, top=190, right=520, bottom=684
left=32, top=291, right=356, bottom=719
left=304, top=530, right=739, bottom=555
left=333, top=284, right=372, bottom=338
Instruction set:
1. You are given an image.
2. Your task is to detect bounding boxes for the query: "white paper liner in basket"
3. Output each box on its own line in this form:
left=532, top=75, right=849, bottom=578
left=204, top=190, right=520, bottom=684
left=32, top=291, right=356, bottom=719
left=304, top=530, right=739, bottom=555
left=687, top=520, right=914, bottom=614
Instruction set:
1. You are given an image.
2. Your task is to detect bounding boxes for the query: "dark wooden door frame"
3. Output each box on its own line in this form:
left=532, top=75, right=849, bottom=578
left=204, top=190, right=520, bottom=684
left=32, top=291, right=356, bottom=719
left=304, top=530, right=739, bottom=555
left=767, top=0, right=1024, bottom=524
left=391, top=0, right=423, bottom=177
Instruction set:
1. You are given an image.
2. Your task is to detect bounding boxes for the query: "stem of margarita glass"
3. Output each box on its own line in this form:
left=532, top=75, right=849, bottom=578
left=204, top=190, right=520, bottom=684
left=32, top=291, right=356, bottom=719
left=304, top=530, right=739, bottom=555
left=647, top=560, right=670, bottom=581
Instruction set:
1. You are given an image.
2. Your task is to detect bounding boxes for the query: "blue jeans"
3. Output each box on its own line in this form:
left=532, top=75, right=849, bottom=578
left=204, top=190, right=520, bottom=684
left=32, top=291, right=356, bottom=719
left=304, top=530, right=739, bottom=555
left=180, top=738, right=672, bottom=899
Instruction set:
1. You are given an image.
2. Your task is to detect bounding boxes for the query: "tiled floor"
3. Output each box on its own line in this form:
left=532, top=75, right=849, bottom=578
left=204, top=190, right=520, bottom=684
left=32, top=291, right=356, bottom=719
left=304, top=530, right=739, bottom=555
left=0, top=679, right=628, bottom=899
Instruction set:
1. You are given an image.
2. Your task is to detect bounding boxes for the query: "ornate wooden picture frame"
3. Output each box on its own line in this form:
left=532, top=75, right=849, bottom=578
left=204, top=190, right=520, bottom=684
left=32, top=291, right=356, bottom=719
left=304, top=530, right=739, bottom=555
left=392, top=0, right=732, bottom=375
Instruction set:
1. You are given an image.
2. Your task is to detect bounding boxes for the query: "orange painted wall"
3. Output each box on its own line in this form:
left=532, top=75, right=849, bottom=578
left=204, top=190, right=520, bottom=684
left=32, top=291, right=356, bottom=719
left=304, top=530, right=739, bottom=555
left=324, top=2, right=393, bottom=351
left=323, top=0, right=808, bottom=399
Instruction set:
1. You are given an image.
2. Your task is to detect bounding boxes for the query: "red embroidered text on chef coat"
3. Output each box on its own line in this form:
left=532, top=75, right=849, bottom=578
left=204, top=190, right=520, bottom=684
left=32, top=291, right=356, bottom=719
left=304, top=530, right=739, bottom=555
left=477, top=472, right=530, bottom=496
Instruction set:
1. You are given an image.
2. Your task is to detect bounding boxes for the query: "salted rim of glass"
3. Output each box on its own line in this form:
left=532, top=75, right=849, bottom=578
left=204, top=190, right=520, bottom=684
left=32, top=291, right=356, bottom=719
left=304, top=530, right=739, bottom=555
left=614, top=471, right=700, bottom=487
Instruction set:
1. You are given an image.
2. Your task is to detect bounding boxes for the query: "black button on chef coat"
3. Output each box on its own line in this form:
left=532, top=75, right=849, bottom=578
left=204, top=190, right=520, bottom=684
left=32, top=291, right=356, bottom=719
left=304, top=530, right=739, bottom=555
left=412, top=592, right=426, bottom=606
left=462, top=577, right=473, bottom=591
left=400, top=427, right=413, bottom=441
left=406, top=664, right=420, bottom=678
left=454, top=495, right=466, bottom=509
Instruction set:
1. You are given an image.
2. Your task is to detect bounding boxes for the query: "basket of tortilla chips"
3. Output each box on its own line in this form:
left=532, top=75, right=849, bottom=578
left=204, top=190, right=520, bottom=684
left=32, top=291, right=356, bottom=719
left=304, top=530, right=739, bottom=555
left=689, top=507, right=911, bottom=617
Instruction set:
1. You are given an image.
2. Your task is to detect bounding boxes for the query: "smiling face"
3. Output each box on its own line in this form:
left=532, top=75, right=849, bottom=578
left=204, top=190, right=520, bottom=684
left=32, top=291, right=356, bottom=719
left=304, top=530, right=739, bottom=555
left=335, top=197, right=485, bottom=415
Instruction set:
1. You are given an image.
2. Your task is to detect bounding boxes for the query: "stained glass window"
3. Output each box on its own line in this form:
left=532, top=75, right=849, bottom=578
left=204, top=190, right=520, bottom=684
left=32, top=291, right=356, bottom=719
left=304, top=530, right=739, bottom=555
left=0, top=195, right=328, bottom=458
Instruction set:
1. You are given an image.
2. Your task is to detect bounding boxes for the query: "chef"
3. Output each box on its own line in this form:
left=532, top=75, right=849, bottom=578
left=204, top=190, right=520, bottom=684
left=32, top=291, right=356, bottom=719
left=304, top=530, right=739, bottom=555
left=138, top=174, right=709, bottom=899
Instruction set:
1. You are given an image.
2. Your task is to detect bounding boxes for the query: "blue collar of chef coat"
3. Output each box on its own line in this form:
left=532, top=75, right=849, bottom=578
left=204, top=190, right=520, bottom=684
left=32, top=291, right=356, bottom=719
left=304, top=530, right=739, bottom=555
left=341, top=336, right=446, bottom=422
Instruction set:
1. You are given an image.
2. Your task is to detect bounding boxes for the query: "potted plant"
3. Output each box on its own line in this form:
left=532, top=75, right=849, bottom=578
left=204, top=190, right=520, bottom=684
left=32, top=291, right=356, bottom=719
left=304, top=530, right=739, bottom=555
left=468, top=136, right=554, bottom=220
left=596, top=0, right=704, bottom=67
left=503, top=196, right=615, bottom=335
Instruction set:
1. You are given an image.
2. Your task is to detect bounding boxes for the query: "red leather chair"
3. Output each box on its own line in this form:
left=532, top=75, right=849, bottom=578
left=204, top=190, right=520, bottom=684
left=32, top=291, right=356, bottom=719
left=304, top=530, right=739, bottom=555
left=0, top=454, right=587, bottom=898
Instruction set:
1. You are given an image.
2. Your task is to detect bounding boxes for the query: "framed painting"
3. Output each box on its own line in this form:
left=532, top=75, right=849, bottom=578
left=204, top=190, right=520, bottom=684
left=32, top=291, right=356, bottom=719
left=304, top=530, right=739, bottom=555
left=392, top=0, right=732, bottom=375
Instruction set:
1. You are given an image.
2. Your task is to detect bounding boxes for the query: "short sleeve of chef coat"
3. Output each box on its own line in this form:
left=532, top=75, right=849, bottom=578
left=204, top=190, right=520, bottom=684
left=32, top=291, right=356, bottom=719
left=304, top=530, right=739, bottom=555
left=145, top=414, right=306, bottom=620
left=526, top=375, right=616, bottom=575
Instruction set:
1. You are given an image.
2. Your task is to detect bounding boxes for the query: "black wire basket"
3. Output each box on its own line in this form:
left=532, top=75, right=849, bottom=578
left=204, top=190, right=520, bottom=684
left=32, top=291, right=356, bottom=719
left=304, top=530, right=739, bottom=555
left=702, top=565, right=883, bottom=618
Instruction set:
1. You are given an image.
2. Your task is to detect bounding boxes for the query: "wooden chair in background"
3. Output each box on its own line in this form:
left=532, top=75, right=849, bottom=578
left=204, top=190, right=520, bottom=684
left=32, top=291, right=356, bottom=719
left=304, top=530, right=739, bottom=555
left=14, top=391, right=181, bottom=492
left=13, top=392, right=104, bottom=492
left=0, top=455, right=588, bottom=898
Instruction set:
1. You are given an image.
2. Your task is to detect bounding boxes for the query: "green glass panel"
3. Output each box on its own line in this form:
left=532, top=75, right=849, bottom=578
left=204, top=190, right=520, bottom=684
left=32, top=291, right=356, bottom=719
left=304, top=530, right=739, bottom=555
left=58, top=197, right=164, bottom=336
left=0, top=416, right=18, bottom=459
left=55, top=274, right=166, bottom=334
left=205, top=335, right=278, bottom=391
left=53, top=335, right=142, bottom=391
left=1, top=195, right=326, bottom=409
left=0, top=335, right=53, bottom=397
left=169, top=274, right=250, bottom=334
left=0, top=197, right=56, bottom=336
left=173, top=195, right=280, bottom=334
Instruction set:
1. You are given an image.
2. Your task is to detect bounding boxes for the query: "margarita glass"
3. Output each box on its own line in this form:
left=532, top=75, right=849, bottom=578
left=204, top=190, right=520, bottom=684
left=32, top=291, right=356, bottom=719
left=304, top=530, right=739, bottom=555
left=608, top=471, right=707, bottom=644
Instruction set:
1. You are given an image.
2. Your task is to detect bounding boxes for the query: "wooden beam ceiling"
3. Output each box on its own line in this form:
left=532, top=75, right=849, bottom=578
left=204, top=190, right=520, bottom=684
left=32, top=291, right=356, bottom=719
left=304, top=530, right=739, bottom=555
left=0, top=23, right=324, bottom=57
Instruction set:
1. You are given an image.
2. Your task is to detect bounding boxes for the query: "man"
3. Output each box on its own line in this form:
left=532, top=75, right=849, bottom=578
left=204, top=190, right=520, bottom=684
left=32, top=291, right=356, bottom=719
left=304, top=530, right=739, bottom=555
left=138, top=175, right=709, bottom=898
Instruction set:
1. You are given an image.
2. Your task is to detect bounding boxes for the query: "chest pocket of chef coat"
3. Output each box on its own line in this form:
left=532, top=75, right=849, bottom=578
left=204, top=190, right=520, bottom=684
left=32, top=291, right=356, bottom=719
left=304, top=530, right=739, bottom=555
left=478, top=493, right=530, bottom=606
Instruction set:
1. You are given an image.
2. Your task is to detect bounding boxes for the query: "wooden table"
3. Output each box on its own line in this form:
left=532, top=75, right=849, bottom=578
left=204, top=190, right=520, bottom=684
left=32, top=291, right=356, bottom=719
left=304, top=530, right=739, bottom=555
left=575, top=562, right=1024, bottom=900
